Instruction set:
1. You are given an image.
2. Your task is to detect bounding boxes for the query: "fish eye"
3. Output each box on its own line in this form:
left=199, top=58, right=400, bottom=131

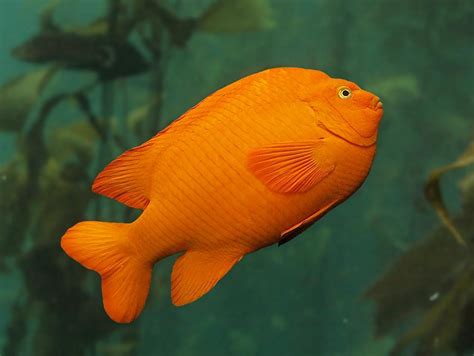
left=338, top=87, right=352, bottom=99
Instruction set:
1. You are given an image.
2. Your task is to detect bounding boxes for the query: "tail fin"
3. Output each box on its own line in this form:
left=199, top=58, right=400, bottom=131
left=61, top=221, right=151, bottom=323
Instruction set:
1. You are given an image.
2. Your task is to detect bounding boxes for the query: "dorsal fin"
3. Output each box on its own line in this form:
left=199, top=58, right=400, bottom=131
left=91, top=86, right=225, bottom=210
left=92, top=69, right=319, bottom=208
left=92, top=135, right=160, bottom=209
left=91, top=71, right=254, bottom=209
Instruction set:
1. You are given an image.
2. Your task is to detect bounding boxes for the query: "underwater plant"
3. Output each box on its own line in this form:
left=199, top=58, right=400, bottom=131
left=0, top=67, right=57, bottom=132
left=365, top=140, right=474, bottom=355
left=0, top=0, right=275, bottom=353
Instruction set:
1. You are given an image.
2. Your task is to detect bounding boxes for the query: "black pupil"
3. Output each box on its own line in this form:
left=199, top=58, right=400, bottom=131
left=342, top=90, right=350, bottom=96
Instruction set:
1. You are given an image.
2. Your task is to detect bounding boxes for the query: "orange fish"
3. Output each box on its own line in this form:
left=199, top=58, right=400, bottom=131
left=61, top=67, right=383, bottom=323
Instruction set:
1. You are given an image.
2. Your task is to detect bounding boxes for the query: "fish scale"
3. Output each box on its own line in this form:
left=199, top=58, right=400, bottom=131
left=165, top=130, right=273, bottom=247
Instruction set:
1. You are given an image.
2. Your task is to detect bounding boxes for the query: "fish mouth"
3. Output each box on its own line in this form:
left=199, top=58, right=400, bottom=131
left=317, top=120, right=377, bottom=147
left=369, top=96, right=383, bottom=112
left=316, top=101, right=378, bottom=147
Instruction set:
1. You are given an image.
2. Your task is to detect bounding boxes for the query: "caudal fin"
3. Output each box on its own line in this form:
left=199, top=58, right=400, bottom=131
left=61, top=221, right=151, bottom=323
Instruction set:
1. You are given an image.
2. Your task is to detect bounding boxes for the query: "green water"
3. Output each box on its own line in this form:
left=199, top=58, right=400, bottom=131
left=0, top=0, right=473, bottom=355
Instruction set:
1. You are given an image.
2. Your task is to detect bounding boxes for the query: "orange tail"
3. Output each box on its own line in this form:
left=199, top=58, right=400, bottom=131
left=61, top=221, right=151, bottom=323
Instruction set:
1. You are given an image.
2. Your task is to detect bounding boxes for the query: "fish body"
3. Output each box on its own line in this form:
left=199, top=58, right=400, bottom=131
left=61, top=67, right=383, bottom=323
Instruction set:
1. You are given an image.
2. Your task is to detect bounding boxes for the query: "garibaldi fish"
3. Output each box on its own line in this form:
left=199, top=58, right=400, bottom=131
left=61, top=67, right=384, bottom=323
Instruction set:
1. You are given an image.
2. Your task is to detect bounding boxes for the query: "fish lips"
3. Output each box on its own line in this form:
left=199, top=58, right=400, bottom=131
left=311, top=100, right=380, bottom=147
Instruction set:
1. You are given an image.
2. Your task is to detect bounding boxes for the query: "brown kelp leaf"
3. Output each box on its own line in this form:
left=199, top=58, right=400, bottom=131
left=47, top=120, right=99, bottom=164
left=39, top=0, right=126, bottom=37
left=33, top=155, right=94, bottom=245
left=40, top=0, right=62, bottom=32
left=126, top=98, right=161, bottom=137
left=390, top=263, right=474, bottom=356
left=459, top=170, right=474, bottom=208
left=425, top=141, right=474, bottom=246
left=0, top=154, right=30, bottom=261
left=68, top=13, right=132, bottom=37
left=70, top=18, right=109, bottom=36
left=198, top=0, right=275, bottom=33
left=366, top=169, right=474, bottom=356
left=353, top=336, right=395, bottom=356
left=364, top=233, right=470, bottom=336
left=12, top=33, right=148, bottom=80
left=0, top=67, right=57, bottom=131
left=95, top=340, right=136, bottom=356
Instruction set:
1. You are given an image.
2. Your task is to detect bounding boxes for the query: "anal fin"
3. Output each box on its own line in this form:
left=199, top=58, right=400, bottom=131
left=171, top=250, right=241, bottom=306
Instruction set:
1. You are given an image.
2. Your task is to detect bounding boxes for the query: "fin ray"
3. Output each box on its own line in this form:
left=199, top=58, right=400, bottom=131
left=92, top=135, right=160, bottom=209
left=61, top=221, right=152, bottom=323
left=279, top=201, right=338, bottom=245
left=247, top=140, right=335, bottom=193
left=171, top=250, right=241, bottom=306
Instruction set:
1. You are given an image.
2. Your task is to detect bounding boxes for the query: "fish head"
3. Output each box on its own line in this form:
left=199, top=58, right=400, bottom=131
left=309, top=78, right=384, bottom=146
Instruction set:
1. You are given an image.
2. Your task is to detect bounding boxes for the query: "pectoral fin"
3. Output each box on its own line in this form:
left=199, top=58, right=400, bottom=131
left=247, top=140, right=335, bottom=194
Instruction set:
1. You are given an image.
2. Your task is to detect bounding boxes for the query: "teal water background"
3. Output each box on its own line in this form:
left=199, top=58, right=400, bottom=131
left=0, top=1, right=473, bottom=355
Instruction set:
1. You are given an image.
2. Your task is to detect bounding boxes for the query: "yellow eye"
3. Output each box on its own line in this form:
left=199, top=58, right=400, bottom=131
left=338, top=87, right=352, bottom=99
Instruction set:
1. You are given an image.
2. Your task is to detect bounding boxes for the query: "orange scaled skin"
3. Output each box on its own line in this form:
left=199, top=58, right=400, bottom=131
left=61, top=67, right=383, bottom=323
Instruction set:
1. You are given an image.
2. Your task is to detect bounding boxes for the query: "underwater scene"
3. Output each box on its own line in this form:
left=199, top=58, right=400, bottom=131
left=1, top=0, right=473, bottom=355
